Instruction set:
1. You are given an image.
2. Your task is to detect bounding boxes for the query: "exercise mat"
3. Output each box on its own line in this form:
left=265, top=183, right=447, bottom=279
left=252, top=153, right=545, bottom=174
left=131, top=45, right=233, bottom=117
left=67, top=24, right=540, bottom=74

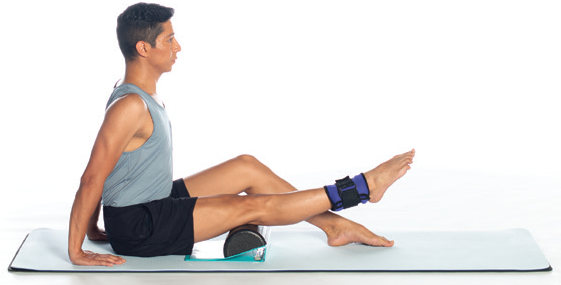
left=9, top=228, right=551, bottom=272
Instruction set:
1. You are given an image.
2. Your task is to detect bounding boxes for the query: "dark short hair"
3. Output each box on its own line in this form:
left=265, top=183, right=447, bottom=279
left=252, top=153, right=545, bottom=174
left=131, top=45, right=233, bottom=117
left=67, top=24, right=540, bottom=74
left=117, top=2, right=175, bottom=62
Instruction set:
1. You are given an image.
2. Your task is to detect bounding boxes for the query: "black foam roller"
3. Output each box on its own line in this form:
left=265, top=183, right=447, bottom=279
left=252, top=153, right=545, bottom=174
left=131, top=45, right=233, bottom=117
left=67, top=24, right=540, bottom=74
left=223, top=225, right=267, bottom=258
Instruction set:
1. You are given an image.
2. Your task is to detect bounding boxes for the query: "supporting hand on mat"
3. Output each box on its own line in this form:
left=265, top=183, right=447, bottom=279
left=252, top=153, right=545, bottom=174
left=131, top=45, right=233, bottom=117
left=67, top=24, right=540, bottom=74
left=70, top=250, right=126, bottom=267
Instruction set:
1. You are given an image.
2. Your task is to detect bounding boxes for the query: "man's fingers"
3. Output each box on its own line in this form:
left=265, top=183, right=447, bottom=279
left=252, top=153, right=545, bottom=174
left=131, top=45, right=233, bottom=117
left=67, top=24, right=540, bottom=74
left=95, top=253, right=126, bottom=266
left=72, top=251, right=126, bottom=267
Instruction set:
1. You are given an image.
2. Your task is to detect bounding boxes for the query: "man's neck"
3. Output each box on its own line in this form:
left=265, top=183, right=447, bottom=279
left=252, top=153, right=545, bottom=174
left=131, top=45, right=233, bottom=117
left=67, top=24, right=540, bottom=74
left=121, top=60, right=161, bottom=95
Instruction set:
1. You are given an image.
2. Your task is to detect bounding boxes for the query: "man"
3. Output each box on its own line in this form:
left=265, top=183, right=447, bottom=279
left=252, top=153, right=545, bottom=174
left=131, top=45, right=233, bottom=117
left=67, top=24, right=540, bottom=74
left=68, top=3, right=415, bottom=266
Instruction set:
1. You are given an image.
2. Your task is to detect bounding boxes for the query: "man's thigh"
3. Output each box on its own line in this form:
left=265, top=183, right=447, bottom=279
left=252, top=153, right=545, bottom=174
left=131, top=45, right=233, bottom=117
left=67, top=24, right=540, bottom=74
left=183, top=155, right=296, bottom=197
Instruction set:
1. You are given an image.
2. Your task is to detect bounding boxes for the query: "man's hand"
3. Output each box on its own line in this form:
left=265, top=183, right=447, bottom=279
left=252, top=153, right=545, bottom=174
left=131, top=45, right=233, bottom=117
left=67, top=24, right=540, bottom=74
left=70, top=250, right=126, bottom=267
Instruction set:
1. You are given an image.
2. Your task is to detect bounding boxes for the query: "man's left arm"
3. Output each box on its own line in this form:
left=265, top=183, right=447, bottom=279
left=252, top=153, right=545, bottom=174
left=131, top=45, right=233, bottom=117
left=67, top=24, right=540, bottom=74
left=86, top=201, right=107, bottom=241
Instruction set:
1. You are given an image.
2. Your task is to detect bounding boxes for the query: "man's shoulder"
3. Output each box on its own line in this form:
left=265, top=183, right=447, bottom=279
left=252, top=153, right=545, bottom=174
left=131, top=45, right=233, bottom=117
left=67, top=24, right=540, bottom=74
left=108, top=93, right=147, bottom=111
left=106, top=93, right=149, bottom=120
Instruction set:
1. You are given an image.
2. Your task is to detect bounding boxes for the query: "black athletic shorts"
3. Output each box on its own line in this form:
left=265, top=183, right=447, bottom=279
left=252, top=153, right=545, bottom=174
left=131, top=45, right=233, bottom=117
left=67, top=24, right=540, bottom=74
left=103, top=179, right=198, bottom=257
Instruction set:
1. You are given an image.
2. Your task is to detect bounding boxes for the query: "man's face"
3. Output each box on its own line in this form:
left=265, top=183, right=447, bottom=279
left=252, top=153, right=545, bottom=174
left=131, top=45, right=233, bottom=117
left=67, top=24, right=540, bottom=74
left=150, top=20, right=181, bottom=73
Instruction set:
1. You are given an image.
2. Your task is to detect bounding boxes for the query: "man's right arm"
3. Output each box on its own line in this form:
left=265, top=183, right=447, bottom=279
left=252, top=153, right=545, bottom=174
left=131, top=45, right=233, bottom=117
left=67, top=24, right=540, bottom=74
left=68, top=94, right=147, bottom=266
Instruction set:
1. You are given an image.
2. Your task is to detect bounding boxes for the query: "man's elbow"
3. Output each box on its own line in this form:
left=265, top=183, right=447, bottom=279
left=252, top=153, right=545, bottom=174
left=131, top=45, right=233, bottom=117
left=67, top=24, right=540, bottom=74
left=77, top=174, right=105, bottom=196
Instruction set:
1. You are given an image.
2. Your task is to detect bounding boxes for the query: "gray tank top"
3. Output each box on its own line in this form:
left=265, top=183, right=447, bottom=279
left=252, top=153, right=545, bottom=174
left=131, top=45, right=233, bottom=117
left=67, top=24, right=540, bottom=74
left=101, top=83, right=173, bottom=207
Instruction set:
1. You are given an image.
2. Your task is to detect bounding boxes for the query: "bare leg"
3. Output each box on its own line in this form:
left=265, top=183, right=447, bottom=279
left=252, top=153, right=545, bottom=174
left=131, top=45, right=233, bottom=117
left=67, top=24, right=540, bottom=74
left=183, top=154, right=296, bottom=198
left=192, top=188, right=332, bottom=242
left=186, top=150, right=415, bottom=245
left=184, top=155, right=386, bottom=246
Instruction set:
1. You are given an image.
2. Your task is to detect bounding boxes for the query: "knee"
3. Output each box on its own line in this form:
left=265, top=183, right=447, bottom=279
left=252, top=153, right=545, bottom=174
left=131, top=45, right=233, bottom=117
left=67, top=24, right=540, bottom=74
left=235, top=154, right=260, bottom=165
left=238, top=195, right=274, bottom=225
left=234, top=154, right=264, bottom=173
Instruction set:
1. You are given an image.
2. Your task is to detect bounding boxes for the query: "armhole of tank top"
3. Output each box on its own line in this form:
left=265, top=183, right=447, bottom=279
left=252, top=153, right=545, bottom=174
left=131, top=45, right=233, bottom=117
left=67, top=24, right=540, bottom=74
left=123, top=93, right=158, bottom=154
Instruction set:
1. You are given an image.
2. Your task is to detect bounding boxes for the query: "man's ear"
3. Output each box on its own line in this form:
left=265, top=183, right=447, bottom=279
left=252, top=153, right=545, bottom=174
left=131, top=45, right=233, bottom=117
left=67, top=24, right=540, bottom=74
left=135, top=41, right=151, bottom=58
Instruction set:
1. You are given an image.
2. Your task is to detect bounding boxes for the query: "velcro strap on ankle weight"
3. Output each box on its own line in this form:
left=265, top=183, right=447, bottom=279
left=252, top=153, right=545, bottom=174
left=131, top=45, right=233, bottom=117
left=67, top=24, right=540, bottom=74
left=324, top=174, right=370, bottom=211
left=337, top=177, right=361, bottom=209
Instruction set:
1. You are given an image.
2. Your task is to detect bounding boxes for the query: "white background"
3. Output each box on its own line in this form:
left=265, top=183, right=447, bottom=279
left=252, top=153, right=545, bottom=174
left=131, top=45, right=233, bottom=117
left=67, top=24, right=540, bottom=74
left=1, top=1, right=559, bottom=284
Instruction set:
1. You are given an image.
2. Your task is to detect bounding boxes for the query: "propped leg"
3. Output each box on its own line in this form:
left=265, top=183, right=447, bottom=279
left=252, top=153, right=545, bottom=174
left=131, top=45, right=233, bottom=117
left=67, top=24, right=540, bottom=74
left=187, top=150, right=415, bottom=245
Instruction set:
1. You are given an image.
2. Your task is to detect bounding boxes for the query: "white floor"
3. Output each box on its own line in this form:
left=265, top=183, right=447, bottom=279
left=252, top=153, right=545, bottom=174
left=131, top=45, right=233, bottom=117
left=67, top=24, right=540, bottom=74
left=2, top=167, right=560, bottom=285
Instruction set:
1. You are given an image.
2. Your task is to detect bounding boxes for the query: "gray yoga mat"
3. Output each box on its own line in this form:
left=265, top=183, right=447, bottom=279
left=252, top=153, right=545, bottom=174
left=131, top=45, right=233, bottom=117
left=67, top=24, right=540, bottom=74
left=9, top=228, right=551, bottom=272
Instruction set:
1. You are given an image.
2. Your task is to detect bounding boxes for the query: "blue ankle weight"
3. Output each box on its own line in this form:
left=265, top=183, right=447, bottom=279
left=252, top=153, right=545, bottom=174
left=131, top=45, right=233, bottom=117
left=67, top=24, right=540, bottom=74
left=324, top=174, right=370, bottom=211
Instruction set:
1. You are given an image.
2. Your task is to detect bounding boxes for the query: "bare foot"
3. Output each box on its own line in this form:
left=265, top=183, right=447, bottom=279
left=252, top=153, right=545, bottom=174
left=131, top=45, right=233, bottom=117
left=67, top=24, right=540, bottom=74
left=364, top=149, right=415, bottom=203
left=325, top=217, right=394, bottom=247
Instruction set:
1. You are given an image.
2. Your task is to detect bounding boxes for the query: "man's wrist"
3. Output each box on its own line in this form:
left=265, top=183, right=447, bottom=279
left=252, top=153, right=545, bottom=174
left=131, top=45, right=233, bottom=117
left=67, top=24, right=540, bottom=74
left=68, top=248, right=84, bottom=260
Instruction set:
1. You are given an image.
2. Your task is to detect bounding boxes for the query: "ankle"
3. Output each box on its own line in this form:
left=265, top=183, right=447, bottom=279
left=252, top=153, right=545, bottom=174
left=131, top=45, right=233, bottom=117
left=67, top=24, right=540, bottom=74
left=363, top=170, right=384, bottom=203
left=324, top=174, right=370, bottom=211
